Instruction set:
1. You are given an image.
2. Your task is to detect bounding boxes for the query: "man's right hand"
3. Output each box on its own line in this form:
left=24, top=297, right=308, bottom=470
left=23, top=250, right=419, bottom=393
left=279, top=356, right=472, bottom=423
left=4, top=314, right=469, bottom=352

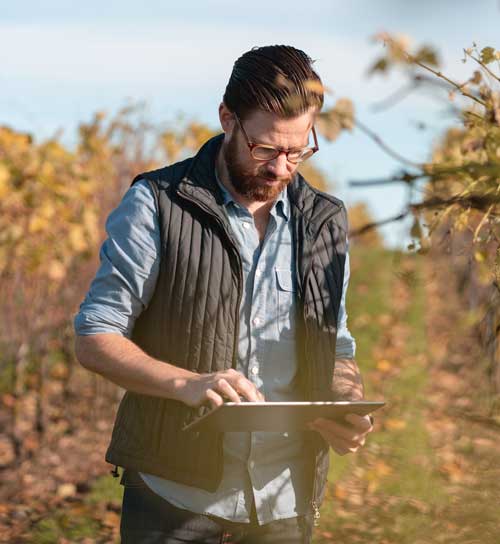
left=75, top=334, right=264, bottom=410
left=179, top=368, right=265, bottom=409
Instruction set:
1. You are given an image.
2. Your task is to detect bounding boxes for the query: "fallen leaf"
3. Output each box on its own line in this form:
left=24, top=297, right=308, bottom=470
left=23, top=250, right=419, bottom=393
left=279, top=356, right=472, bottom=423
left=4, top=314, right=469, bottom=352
left=385, top=418, right=407, bottom=430
left=376, top=359, right=392, bottom=372
left=57, top=483, right=77, bottom=499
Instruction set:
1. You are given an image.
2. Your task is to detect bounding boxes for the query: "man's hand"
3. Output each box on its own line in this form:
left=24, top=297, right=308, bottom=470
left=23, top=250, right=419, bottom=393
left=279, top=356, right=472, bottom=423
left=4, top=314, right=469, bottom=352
left=179, top=368, right=265, bottom=409
left=309, top=413, right=373, bottom=455
left=75, top=334, right=264, bottom=409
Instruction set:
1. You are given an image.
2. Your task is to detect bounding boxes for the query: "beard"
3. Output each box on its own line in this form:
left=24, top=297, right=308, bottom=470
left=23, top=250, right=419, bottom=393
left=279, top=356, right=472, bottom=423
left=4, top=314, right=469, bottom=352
left=222, top=132, right=293, bottom=202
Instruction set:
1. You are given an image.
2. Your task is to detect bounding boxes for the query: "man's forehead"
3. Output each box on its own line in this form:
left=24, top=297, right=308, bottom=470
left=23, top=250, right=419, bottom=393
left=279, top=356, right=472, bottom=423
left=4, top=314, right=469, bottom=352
left=243, top=109, right=316, bottom=142
left=244, top=108, right=316, bottom=127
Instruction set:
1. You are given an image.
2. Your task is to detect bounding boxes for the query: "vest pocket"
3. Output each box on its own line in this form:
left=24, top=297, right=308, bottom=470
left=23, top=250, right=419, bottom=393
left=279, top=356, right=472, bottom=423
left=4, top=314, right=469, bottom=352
left=275, top=268, right=297, bottom=338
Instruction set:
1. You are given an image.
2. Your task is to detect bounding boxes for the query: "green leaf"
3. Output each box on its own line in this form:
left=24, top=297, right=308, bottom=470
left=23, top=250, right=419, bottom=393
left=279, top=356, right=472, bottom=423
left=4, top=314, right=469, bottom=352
left=368, top=58, right=388, bottom=75
left=415, top=46, right=439, bottom=67
left=410, top=218, right=422, bottom=240
left=480, top=46, right=496, bottom=65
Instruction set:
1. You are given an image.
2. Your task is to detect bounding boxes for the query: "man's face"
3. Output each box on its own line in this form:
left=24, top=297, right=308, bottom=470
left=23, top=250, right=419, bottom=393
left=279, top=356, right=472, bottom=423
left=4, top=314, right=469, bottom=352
left=221, top=108, right=316, bottom=202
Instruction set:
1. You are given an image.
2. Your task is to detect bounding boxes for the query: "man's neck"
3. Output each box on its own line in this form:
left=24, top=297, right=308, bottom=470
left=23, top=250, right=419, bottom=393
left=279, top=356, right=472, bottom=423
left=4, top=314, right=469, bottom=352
left=215, top=149, right=275, bottom=218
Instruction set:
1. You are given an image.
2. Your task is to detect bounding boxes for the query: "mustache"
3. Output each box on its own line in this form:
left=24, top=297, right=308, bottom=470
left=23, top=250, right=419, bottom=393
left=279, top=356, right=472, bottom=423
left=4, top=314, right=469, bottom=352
left=257, top=170, right=292, bottom=182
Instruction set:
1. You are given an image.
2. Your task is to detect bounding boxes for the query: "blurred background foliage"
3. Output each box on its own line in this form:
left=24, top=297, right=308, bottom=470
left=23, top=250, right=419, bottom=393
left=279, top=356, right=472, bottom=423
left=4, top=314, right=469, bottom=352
left=0, top=36, right=499, bottom=543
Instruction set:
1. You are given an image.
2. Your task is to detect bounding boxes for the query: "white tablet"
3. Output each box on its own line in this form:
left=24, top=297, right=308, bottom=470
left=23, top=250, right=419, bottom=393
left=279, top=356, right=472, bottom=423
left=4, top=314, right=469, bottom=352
left=183, top=400, right=385, bottom=433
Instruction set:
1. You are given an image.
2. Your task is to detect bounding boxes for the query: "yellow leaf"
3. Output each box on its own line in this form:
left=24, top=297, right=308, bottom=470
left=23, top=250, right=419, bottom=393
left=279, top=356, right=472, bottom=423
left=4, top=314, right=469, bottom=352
left=474, top=250, right=486, bottom=262
left=47, top=260, right=66, bottom=281
left=334, top=483, right=347, bottom=499
left=0, top=163, right=10, bottom=199
left=303, top=79, right=331, bottom=95
left=385, top=418, right=407, bottom=430
left=82, top=208, right=99, bottom=242
left=376, top=359, right=392, bottom=372
left=28, top=215, right=50, bottom=233
left=39, top=200, right=56, bottom=220
left=69, top=226, right=88, bottom=252
left=366, top=460, right=393, bottom=493
left=57, top=483, right=76, bottom=498
left=373, top=460, right=393, bottom=477
left=439, top=461, right=465, bottom=483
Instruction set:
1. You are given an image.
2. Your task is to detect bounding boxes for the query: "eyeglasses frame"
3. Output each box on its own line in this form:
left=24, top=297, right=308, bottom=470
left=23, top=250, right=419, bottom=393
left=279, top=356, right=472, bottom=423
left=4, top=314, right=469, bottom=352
left=233, top=114, right=319, bottom=164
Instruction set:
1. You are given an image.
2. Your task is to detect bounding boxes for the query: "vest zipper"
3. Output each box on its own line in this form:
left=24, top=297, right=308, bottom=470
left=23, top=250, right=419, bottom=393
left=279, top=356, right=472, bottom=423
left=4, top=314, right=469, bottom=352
left=311, top=465, right=321, bottom=526
left=300, top=215, right=340, bottom=530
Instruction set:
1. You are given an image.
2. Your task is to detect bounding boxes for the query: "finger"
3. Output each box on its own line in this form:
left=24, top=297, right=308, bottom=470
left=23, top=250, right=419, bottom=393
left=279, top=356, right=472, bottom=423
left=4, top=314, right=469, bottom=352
left=333, top=442, right=358, bottom=456
left=311, top=420, right=364, bottom=448
left=315, top=428, right=360, bottom=455
left=312, top=418, right=364, bottom=442
left=345, top=413, right=373, bottom=432
left=214, top=378, right=241, bottom=403
left=330, top=436, right=360, bottom=455
left=231, top=376, right=261, bottom=402
left=205, top=389, right=224, bottom=409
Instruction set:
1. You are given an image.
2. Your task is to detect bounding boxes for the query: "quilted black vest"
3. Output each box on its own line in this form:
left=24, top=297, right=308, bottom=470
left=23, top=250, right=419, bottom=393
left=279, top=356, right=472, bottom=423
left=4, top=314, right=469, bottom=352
left=105, top=134, right=348, bottom=508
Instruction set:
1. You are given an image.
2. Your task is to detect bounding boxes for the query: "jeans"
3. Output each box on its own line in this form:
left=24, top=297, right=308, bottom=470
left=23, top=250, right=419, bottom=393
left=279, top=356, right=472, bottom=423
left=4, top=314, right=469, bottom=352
left=120, top=469, right=312, bottom=544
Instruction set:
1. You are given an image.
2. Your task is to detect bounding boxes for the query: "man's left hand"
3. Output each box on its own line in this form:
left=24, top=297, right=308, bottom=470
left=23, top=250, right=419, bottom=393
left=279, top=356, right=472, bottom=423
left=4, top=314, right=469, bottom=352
left=309, top=413, right=373, bottom=456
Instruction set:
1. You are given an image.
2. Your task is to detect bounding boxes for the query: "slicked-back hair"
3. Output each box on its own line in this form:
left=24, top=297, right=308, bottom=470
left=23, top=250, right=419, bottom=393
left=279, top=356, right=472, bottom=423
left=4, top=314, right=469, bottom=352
left=223, top=45, right=324, bottom=120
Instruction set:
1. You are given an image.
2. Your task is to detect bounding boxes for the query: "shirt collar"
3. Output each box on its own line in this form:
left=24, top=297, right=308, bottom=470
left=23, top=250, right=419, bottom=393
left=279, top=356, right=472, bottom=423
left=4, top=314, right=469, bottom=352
left=214, top=169, right=234, bottom=206
left=273, top=187, right=290, bottom=221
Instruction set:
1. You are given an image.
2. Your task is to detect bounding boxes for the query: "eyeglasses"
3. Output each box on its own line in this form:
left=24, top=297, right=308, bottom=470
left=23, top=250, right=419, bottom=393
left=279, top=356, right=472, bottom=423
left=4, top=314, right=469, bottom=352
left=234, top=114, right=319, bottom=164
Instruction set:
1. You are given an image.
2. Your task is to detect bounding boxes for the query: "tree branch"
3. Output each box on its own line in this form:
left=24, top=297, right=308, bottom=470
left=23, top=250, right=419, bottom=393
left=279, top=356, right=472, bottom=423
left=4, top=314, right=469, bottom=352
left=370, top=80, right=422, bottom=113
left=349, top=211, right=408, bottom=237
left=379, top=36, right=488, bottom=109
left=467, top=52, right=500, bottom=84
left=349, top=194, right=500, bottom=238
left=354, top=118, right=423, bottom=167
left=405, top=51, right=488, bottom=108
left=350, top=171, right=424, bottom=187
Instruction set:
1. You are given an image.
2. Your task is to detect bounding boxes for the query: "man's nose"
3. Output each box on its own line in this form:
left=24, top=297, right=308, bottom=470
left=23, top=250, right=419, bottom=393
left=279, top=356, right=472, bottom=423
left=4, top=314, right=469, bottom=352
left=267, top=152, right=290, bottom=177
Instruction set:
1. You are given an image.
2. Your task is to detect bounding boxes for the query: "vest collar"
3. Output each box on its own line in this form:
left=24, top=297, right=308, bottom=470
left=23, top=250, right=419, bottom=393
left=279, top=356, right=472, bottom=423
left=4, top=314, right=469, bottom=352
left=177, top=134, right=344, bottom=243
left=177, top=134, right=227, bottom=209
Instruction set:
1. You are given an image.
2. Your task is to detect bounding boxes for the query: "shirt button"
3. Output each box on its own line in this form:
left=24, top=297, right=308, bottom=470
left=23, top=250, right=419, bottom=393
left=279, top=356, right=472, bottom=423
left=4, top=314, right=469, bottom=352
left=250, top=366, right=259, bottom=376
left=252, top=317, right=260, bottom=326
left=248, top=460, right=255, bottom=469
left=255, top=269, right=262, bottom=277
left=242, top=222, right=250, bottom=230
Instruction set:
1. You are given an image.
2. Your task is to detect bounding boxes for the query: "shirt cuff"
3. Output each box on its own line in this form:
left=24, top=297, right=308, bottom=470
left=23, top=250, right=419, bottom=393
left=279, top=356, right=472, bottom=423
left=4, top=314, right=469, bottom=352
left=73, top=309, right=130, bottom=337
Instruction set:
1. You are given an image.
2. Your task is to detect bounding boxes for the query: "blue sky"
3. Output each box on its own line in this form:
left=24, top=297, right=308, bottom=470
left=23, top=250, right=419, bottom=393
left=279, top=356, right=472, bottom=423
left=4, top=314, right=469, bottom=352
left=1, top=0, right=500, bottom=246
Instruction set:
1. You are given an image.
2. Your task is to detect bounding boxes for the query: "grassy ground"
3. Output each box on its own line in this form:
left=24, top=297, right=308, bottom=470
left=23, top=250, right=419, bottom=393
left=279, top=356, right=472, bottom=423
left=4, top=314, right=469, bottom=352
left=20, top=245, right=500, bottom=543
left=314, top=246, right=500, bottom=544
left=29, top=475, right=122, bottom=544
left=314, top=246, right=449, bottom=543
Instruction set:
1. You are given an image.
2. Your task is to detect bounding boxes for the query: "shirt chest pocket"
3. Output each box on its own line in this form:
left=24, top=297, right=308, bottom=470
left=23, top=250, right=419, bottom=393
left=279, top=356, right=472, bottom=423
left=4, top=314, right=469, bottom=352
left=275, top=268, right=297, bottom=338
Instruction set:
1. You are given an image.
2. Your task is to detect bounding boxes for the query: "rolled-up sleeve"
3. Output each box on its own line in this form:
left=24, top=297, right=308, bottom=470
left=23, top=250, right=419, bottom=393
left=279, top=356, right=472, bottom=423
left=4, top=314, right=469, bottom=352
left=335, top=246, right=356, bottom=359
left=73, top=179, right=160, bottom=338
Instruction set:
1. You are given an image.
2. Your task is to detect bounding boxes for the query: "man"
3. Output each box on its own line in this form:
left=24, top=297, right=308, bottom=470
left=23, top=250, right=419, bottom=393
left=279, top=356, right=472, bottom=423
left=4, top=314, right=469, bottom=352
left=74, top=45, right=373, bottom=544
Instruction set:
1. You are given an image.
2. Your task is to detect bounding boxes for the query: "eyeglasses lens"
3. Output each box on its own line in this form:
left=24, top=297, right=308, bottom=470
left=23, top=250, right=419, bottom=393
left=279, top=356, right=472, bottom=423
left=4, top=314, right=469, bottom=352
left=251, top=146, right=313, bottom=163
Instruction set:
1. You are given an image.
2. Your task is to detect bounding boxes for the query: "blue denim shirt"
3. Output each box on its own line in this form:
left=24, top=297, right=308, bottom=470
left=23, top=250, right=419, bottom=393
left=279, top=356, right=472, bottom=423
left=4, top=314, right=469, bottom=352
left=74, top=178, right=356, bottom=525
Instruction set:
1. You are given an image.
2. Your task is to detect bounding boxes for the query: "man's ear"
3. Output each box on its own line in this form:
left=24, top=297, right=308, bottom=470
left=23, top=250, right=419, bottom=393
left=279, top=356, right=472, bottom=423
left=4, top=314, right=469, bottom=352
left=219, top=102, right=235, bottom=135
